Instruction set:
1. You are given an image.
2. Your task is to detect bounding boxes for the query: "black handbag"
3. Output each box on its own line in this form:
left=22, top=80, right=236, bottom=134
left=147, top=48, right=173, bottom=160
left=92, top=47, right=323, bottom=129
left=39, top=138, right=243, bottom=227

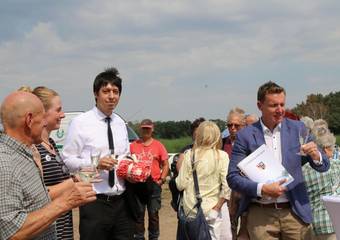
left=176, top=152, right=212, bottom=240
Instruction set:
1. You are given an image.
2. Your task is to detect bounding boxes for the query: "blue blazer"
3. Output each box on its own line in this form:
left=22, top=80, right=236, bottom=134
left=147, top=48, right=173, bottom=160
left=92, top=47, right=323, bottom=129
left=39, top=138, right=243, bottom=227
left=227, top=118, right=330, bottom=224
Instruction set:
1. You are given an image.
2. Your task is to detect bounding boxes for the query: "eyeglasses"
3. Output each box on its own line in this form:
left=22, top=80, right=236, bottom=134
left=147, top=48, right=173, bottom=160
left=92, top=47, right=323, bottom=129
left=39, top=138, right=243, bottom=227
left=227, top=123, right=241, bottom=129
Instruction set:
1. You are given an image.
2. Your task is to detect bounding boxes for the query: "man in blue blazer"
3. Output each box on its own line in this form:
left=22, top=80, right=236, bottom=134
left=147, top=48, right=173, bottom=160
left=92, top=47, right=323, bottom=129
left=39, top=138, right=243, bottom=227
left=227, top=81, right=330, bottom=239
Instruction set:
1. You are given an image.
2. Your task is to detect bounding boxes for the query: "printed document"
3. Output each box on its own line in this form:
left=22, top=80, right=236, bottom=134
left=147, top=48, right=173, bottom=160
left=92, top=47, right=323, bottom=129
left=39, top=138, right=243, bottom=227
left=237, top=144, right=294, bottom=186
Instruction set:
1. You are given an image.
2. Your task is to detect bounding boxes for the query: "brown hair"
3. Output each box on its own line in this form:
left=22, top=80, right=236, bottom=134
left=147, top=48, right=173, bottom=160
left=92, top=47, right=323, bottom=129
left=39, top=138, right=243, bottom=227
left=257, top=81, right=285, bottom=102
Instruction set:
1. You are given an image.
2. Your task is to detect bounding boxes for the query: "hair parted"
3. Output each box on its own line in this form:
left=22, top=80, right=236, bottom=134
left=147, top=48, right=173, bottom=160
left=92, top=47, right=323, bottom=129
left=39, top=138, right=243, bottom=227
left=257, top=81, right=286, bottom=102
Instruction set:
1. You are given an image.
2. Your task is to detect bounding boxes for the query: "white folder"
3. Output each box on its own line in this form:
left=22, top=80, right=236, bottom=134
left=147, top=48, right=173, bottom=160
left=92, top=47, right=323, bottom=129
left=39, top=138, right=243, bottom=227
left=237, top=144, right=294, bottom=186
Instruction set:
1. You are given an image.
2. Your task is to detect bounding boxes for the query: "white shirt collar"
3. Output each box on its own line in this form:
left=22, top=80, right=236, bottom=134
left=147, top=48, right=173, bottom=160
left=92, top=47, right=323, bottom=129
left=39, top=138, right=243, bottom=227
left=260, top=118, right=281, bottom=135
left=93, top=106, right=115, bottom=122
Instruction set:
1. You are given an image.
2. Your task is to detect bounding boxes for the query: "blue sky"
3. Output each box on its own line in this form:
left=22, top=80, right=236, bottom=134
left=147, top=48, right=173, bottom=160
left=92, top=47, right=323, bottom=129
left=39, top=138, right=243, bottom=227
left=1, top=0, right=340, bottom=121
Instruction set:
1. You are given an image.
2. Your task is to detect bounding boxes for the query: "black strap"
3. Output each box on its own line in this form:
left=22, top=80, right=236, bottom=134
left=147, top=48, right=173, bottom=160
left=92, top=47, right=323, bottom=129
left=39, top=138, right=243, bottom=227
left=191, top=151, right=202, bottom=208
left=106, top=117, right=115, bottom=187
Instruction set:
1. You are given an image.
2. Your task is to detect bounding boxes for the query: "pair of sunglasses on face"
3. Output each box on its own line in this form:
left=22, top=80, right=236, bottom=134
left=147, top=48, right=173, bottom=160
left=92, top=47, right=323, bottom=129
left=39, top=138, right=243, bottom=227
left=226, top=123, right=241, bottom=128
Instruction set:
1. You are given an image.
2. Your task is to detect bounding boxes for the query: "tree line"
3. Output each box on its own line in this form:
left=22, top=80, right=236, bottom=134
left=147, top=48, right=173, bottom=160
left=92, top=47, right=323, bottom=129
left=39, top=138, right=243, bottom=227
left=128, top=90, right=340, bottom=139
left=292, top=91, right=340, bottom=134
left=128, top=119, right=226, bottom=139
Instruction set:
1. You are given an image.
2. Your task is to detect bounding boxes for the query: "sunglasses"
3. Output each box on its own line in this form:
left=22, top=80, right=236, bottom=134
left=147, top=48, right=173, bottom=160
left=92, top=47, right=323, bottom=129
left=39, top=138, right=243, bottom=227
left=227, top=123, right=241, bottom=128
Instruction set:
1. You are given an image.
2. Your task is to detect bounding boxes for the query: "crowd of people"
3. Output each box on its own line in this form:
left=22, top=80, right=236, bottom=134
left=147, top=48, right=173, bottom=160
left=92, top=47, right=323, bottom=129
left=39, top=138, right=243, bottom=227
left=0, top=68, right=339, bottom=240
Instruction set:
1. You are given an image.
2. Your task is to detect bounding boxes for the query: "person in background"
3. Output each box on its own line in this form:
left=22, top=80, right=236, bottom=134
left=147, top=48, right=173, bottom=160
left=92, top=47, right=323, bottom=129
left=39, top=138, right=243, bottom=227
left=303, top=123, right=338, bottom=240
left=222, top=108, right=245, bottom=156
left=245, top=114, right=258, bottom=126
left=62, top=67, right=135, bottom=240
left=0, top=91, right=96, bottom=239
left=222, top=108, right=246, bottom=240
left=31, top=86, right=74, bottom=240
left=176, top=121, right=231, bottom=239
left=130, top=119, right=169, bottom=240
left=227, top=81, right=330, bottom=240
left=300, top=116, right=314, bottom=134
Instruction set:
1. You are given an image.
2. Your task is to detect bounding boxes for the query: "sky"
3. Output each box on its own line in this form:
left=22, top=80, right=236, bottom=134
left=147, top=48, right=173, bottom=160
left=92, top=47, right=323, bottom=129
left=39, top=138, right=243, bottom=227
left=1, top=0, right=340, bottom=122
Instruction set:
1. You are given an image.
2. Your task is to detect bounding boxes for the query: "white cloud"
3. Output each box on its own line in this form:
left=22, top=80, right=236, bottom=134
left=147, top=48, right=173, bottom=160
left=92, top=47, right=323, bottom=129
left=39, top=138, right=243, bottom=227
left=1, top=0, right=340, bottom=120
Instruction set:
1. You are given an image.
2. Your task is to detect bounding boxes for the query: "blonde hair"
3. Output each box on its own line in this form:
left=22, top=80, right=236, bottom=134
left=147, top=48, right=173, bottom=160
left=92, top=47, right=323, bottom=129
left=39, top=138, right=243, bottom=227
left=193, top=121, right=222, bottom=161
left=32, top=86, right=59, bottom=111
left=17, top=85, right=33, bottom=92
left=17, top=85, right=59, bottom=111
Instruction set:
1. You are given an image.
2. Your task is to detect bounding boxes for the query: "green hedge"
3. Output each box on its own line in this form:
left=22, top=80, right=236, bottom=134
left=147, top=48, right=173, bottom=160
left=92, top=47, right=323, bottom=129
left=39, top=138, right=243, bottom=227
left=159, top=137, right=192, bottom=153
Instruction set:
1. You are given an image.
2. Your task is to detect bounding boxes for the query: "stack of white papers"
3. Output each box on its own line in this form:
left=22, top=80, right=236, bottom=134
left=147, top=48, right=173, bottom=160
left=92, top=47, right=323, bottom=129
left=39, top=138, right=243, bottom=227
left=322, top=195, right=340, bottom=239
left=237, top=144, right=294, bottom=186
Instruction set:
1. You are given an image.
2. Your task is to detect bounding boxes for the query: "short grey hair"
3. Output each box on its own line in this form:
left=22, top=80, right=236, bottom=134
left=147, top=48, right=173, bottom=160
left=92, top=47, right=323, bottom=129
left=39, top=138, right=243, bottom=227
left=315, top=132, right=336, bottom=149
left=312, top=119, right=329, bottom=138
left=227, top=107, right=245, bottom=124
left=300, top=116, right=314, bottom=132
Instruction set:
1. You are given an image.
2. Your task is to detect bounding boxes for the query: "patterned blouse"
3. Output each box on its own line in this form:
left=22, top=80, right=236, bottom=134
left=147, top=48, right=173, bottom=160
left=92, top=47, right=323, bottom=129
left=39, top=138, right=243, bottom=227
left=36, top=138, right=73, bottom=240
left=302, top=159, right=340, bottom=235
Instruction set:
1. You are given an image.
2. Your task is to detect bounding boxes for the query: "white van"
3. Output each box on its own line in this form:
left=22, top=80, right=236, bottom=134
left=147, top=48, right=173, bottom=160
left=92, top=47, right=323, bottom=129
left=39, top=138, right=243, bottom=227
left=50, top=112, right=139, bottom=150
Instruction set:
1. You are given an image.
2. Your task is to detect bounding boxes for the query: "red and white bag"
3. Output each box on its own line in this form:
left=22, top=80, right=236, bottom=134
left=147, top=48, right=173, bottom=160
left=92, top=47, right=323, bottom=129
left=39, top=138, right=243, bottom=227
left=116, top=154, right=151, bottom=182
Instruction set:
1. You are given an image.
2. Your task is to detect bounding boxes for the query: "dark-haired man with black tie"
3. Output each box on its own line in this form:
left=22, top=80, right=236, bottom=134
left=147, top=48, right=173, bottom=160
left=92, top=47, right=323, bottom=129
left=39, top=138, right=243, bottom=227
left=62, top=67, right=134, bottom=239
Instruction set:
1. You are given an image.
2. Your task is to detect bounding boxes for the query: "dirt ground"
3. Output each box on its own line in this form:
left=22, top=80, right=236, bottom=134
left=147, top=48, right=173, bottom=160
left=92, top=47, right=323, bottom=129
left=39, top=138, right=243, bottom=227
left=73, top=185, right=178, bottom=240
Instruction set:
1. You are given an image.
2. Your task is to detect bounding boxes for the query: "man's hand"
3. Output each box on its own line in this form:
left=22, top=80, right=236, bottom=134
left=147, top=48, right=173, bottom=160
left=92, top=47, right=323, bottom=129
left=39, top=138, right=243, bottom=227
left=97, top=156, right=118, bottom=170
left=156, top=178, right=166, bottom=186
left=261, top=179, right=287, bottom=198
left=58, top=181, right=97, bottom=211
left=301, top=142, right=320, bottom=161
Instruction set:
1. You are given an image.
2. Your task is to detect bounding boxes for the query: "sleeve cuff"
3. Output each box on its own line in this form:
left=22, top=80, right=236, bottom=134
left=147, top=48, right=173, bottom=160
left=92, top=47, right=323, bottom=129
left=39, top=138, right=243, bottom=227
left=257, top=183, right=264, bottom=197
left=312, top=152, right=323, bottom=165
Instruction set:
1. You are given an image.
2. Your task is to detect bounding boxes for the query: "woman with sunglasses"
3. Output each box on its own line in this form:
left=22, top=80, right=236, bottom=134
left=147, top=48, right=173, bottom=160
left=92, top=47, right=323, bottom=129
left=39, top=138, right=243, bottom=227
left=31, top=86, right=74, bottom=240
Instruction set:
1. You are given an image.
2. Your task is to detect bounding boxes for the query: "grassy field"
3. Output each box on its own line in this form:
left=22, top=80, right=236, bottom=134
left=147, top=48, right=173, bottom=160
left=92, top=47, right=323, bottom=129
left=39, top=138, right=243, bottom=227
left=159, top=136, right=192, bottom=153
left=337, top=135, right=340, bottom=145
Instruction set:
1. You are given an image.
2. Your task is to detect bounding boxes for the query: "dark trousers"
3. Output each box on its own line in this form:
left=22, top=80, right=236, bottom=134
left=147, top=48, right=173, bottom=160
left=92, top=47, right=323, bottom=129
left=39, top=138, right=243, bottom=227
left=79, top=194, right=134, bottom=240
left=134, top=180, right=162, bottom=240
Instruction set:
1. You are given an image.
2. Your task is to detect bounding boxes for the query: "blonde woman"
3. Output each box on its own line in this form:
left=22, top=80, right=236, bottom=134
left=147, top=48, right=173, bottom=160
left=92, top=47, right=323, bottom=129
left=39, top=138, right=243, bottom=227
left=176, top=121, right=231, bottom=239
left=32, top=86, right=74, bottom=240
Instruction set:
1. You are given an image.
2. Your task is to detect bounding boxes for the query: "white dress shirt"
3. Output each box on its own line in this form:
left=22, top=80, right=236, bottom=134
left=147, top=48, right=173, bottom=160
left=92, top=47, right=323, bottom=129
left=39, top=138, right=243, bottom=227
left=62, top=107, right=129, bottom=195
left=257, top=120, right=289, bottom=203
left=256, top=119, right=323, bottom=203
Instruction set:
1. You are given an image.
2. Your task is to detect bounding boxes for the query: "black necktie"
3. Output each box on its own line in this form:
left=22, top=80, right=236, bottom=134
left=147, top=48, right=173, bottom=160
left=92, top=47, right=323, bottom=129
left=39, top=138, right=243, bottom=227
left=106, top=117, right=115, bottom=187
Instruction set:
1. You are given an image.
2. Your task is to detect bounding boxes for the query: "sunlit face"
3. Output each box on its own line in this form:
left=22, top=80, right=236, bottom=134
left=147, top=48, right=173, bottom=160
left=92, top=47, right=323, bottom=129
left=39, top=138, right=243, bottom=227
left=30, top=108, right=47, bottom=144
left=257, top=92, right=286, bottom=130
left=45, top=96, right=65, bottom=131
left=140, top=127, right=153, bottom=140
left=95, top=84, right=120, bottom=116
left=227, top=114, right=243, bottom=138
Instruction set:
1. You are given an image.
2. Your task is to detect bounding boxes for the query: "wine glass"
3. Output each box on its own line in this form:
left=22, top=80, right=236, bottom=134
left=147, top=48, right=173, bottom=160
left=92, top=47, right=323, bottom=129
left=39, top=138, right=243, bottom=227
left=90, top=149, right=101, bottom=168
left=78, top=164, right=97, bottom=183
left=297, top=128, right=309, bottom=156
